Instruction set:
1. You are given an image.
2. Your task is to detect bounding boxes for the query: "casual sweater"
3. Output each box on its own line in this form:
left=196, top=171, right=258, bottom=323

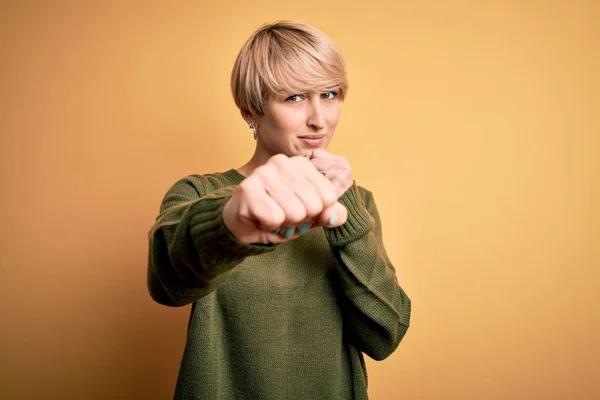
left=147, top=169, right=411, bottom=400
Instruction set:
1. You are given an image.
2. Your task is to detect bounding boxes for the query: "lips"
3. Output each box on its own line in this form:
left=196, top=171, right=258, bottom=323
left=298, top=135, right=325, bottom=140
left=298, top=135, right=325, bottom=147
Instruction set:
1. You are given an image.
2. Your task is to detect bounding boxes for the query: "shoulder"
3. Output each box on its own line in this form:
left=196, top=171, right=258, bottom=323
left=158, top=171, right=235, bottom=213
left=173, top=172, right=231, bottom=196
left=167, top=171, right=235, bottom=196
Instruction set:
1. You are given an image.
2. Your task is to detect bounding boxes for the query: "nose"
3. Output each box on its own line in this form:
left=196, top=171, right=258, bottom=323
left=306, top=97, right=325, bottom=131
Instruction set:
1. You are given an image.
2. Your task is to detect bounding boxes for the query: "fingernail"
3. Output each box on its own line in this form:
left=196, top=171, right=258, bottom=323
left=329, top=214, right=337, bottom=225
left=272, top=228, right=281, bottom=234
left=283, top=227, right=295, bottom=238
left=298, top=223, right=311, bottom=234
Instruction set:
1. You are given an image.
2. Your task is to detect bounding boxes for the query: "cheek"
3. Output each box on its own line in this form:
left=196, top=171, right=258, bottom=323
left=327, top=107, right=341, bottom=127
left=271, top=111, right=304, bottom=132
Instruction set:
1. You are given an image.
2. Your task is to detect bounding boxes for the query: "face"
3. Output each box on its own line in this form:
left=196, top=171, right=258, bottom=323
left=249, top=89, right=341, bottom=158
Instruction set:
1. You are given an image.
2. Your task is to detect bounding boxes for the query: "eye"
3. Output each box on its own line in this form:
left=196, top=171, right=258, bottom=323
left=285, top=94, right=303, bottom=102
left=321, top=91, right=338, bottom=100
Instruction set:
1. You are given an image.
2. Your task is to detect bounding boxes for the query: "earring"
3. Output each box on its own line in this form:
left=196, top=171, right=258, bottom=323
left=250, top=125, right=257, bottom=140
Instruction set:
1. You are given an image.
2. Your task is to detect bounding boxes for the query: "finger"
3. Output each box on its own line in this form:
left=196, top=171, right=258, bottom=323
left=262, top=174, right=308, bottom=225
left=304, top=167, right=338, bottom=209
left=330, top=176, right=348, bottom=198
left=270, top=157, right=333, bottom=239
left=320, top=165, right=350, bottom=195
left=310, top=149, right=336, bottom=160
left=285, top=158, right=328, bottom=218
left=239, top=179, right=286, bottom=231
left=273, top=219, right=314, bottom=241
left=263, top=158, right=320, bottom=225
left=313, top=202, right=348, bottom=228
left=311, top=151, right=350, bottom=175
left=266, top=229, right=299, bottom=244
left=311, top=156, right=352, bottom=198
left=309, top=158, right=336, bottom=173
left=248, top=163, right=306, bottom=226
left=273, top=158, right=324, bottom=240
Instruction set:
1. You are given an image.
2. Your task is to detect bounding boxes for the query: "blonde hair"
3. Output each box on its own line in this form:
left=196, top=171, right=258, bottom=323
left=231, top=21, right=348, bottom=116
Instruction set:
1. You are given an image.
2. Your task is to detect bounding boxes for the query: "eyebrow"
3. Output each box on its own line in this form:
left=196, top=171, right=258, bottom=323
left=278, top=86, right=339, bottom=95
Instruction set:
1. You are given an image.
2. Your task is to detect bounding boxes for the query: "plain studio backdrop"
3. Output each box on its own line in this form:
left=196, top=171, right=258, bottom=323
left=1, top=1, right=598, bottom=399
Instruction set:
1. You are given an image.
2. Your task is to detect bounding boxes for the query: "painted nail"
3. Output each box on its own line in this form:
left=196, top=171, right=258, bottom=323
left=329, top=214, right=337, bottom=226
left=272, top=228, right=281, bottom=234
left=283, top=227, right=295, bottom=238
left=298, top=223, right=311, bottom=235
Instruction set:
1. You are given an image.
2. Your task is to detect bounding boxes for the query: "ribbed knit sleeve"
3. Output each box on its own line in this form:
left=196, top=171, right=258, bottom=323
left=324, top=183, right=373, bottom=246
left=325, top=184, right=411, bottom=360
left=147, top=176, right=275, bottom=307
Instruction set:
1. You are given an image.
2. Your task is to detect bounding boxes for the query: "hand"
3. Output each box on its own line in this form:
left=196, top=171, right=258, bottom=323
left=223, top=154, right=348, bottom=244
left=308, top=149, right=353, bottom=198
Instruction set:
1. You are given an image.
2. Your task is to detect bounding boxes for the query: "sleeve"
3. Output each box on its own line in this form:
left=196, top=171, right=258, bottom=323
left=147, top=177, right=276, bottom=307
left=324, top=183, right=411, bottom=360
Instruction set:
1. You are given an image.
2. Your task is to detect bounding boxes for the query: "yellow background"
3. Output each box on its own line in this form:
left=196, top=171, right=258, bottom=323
left=1, top=1, right=598, bottom=399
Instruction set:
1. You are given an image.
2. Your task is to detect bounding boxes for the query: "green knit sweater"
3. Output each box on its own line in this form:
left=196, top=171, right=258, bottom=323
left=147, top=169, right=411, bottom=400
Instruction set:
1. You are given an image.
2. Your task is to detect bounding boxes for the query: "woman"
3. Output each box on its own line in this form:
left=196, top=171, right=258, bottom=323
left=147, top=20, right=411, bottom=400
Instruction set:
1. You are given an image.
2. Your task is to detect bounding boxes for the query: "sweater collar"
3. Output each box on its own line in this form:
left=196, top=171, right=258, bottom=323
left=222, top=169, right=246, bottom=185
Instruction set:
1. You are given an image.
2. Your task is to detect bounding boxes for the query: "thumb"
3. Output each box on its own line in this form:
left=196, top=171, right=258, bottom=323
left=315, top=201, right=348, bottom=228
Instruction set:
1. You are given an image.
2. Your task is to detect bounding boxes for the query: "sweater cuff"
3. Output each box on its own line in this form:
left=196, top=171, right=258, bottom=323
left=188, top=186, right=275, bottom=278
left=324, top=183, right=374, bottom=247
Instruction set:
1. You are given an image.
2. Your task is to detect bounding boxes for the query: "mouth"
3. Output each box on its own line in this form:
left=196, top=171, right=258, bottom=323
left=298, top=135, right=326, bottom=147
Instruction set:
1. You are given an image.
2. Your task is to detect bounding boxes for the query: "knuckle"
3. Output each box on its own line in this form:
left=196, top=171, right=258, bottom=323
left=238, top=179, right=254, bottom=194
left=255, top=203, right=284, bottom=226
left=305, top=200, right=323, bottom=217
left=256, top=164, right=271, bottom=176
left=269, top=154, right=289, bottom=166
left=256, top=164, right=277, bottom=182
left=270, top=211, right=286, bottom=227
left=322, top=186, right=338, bottom=205
left=287, top=207, right=307, bottom=223
left=299, top=153, right=314, bottom=163
left=289, top=155, right=311, bottom=170
left=300, top=155, right=313, bottom=165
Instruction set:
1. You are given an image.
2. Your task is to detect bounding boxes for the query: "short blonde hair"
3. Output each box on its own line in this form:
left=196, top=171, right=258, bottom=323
left=231, top=21, right=348, bottom=116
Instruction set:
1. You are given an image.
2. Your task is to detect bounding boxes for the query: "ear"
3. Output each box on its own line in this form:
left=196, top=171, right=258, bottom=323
left=240, top=108, right=254, bottom=127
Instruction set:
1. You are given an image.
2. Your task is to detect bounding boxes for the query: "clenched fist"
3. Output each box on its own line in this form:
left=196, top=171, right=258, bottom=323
left=223, top=154, right=348, bottom=244
left=308, top=149, right=353, bottom=198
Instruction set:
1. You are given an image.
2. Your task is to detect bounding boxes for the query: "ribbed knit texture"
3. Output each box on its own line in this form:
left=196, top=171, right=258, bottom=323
left=147, top=169, right=411, bottom=400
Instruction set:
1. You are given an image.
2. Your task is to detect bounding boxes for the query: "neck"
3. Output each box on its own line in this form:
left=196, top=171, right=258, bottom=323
left=236, top=147, right=271, bottom=177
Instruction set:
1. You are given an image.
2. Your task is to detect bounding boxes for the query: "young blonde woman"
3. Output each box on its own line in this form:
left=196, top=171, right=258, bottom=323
left=148, top=20, right=411, bottom=400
